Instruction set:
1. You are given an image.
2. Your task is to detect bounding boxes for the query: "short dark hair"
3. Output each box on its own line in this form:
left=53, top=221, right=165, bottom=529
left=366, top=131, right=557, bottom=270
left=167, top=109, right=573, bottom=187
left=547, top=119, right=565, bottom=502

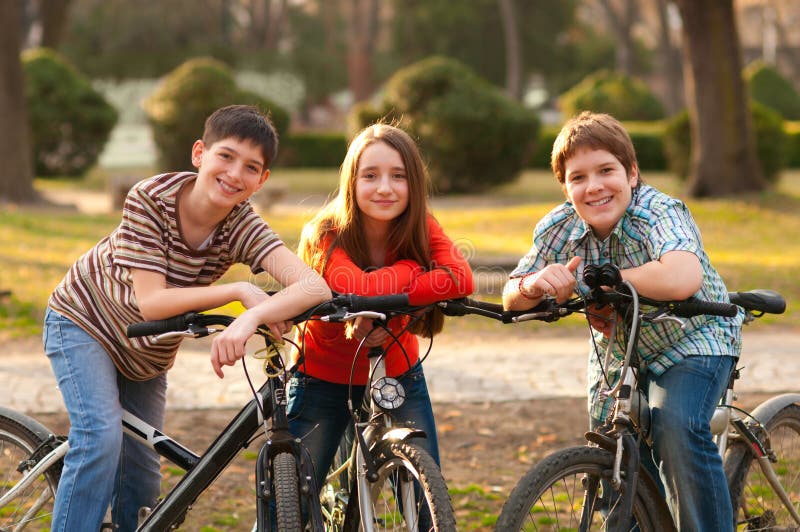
left=202, top=105, right=279, bottom=168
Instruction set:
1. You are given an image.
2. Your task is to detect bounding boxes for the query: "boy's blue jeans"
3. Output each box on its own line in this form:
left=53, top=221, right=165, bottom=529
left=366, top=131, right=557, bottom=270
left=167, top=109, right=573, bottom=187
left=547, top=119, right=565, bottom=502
left=594, top=355, right=735, bottom=531
left=286, top=361, right=440, bottom=494
left=43, top=308, right=165, bottom=532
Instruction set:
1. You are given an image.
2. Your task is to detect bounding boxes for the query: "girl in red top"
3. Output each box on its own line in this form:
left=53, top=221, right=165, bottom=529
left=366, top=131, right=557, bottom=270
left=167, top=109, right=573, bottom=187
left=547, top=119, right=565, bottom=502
left=287, top=123, right=474, bottom=494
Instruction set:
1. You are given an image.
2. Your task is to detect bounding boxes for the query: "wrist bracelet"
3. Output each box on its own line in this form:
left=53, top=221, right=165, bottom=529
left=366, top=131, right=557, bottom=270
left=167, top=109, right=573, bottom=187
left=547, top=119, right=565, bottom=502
left=518, top=272, right=541, bottom=300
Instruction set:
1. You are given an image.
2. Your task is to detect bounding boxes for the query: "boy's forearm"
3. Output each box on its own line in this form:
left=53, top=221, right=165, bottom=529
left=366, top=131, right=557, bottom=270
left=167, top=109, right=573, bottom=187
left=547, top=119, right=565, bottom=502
left=620, top=251, right=703, bottom=300
left=502, top=279, right=544, bottom=310
left=136, top=283, right=250, bottom=321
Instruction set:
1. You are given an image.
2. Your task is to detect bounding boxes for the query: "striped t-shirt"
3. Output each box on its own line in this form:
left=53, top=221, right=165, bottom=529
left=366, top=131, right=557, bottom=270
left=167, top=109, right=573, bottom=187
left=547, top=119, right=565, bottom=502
left=49, top=172, right=283, bottom=380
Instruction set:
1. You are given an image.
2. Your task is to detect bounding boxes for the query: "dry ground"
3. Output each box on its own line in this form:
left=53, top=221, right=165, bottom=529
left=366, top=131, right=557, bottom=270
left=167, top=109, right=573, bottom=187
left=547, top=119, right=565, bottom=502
left=30, top=393, right=774, bottom=531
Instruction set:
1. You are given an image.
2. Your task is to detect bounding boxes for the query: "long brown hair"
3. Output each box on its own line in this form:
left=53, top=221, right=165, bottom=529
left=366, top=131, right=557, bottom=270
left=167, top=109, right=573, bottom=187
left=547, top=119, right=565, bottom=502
left=299, top=123, right=445, bottom=336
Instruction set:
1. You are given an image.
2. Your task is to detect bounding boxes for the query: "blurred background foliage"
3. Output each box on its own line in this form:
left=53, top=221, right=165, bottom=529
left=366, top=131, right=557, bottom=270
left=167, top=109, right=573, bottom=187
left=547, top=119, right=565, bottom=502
left=5, top=0, right=800, bottom=195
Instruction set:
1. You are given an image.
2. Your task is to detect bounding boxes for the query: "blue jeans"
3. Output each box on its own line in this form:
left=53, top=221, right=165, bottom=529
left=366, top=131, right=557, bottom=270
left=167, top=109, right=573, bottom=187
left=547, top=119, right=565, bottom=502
left=594, top=355, right=735, bottom=532
left=43, top=308, right=166, bottom=532
left=286, top=361, right=439, bottom=494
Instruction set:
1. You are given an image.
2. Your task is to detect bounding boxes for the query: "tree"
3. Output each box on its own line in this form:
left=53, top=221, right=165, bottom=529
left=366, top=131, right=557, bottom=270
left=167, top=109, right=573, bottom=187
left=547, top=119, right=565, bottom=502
left=674, top=0, right=766, bottom=197
left=596, top=0, right=638, bottom=75
left=346, top=0, right=380, bottom=103
left=653, top=0, right=683, bottom=115
left=0, top=0, right=36, bottom=203
left=498, top=0, right=522, bottom=100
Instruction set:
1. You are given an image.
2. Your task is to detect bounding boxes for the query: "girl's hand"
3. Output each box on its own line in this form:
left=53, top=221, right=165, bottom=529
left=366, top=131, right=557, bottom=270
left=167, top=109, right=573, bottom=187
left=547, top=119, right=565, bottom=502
left=350, top=316, right=390, bottom=347
left=587, top=303, right=616, bottom=338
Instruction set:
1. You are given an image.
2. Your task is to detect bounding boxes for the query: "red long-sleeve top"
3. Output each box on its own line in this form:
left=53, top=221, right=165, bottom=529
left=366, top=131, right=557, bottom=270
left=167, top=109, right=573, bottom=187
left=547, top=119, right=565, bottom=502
left=297, top=215, right=474, bottom=384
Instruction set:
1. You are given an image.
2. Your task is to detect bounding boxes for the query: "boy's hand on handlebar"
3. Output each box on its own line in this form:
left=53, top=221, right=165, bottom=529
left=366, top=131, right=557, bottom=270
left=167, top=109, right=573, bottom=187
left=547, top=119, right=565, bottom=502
left=521, top=257, right=581, bottom=303
left=587, top=303, right=615, bottom=337
left=210, top=310, right=292, bottom=378
left=236, top=282, right=271, bottom=309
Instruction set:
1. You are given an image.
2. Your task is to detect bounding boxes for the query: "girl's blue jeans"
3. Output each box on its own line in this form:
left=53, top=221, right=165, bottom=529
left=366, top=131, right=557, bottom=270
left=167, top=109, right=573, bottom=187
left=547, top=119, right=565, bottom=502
left=43, top=308, right=165, bottom=532
left=286, top=361, right=439, bottom=494
left=593, top=354, right=735, bottom=532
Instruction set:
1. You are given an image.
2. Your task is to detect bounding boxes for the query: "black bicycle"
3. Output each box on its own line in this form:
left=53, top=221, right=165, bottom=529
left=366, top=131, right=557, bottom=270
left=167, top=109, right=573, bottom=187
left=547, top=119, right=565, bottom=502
left=0, top=293, right=456, bottom=531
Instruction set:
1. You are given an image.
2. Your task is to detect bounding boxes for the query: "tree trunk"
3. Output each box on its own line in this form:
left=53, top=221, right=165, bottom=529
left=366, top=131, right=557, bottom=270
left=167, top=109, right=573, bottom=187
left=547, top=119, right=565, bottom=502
left=498, top=0, right=522, bottom=101
left=347, top=0, right=379, bottom=103
left=40, top=0, right=72, bottom=49
left=653, top=0, right=684, bottom=115
left=597, top=0, right=637, bottom=76
left=0, top=0, right=36, bottom=204
left=674, top=0, right=766, bottom=197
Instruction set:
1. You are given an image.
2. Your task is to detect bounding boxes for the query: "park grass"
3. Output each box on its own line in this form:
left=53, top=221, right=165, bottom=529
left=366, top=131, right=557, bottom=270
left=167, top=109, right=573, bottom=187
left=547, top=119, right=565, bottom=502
left=2, top=169, right=799, bottom=340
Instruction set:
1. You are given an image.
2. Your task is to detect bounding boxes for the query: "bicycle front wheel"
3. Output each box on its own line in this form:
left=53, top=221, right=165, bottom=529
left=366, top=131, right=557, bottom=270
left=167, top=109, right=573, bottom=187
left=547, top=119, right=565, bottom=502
left=272, top=452, right=303, bottom=532
left=0, top=408, right=62, bottom=531
left=725, top=403, right=800, bottom=530
left=496, top=445, right=673, bottom=531
left=344, top=440, right=455, bottom=531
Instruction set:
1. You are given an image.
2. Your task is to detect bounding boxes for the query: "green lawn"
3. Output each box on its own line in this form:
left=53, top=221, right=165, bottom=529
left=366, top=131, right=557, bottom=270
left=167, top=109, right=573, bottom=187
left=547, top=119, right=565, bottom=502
left=1, top=169, right=798, bottom=339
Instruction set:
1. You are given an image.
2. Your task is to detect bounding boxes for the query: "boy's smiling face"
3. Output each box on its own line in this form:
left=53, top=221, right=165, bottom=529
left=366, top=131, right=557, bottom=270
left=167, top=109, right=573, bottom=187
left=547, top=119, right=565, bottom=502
left=563, top=147, right=638, bottom=240
left=191, top=137, right=269, bottom=209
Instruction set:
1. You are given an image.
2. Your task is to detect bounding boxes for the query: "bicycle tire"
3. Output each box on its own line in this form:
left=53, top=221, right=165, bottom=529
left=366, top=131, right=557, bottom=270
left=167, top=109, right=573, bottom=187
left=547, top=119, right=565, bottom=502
left=0, top=408, right=63, bottom=531
left=342, top=440, right=455, bottom=532
left=724, top=403, right=800, bottom=530
left=496, top=445, right=674, bottom=531
left=273, top=452, right=303, bottom=532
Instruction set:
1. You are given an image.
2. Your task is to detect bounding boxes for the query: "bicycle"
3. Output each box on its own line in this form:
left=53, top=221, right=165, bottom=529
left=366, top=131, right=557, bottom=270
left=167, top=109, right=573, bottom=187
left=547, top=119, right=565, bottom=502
left=465, top=264, right=792, bottom=531
left=302, top=296, right=457, bottom=531
left=0, top=293, right=455, bottom=531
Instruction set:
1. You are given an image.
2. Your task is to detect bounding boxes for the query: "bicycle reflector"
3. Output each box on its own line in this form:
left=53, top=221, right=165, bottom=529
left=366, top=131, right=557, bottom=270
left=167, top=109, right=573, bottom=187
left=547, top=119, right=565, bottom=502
left=371, top=377, right=406, bottom=410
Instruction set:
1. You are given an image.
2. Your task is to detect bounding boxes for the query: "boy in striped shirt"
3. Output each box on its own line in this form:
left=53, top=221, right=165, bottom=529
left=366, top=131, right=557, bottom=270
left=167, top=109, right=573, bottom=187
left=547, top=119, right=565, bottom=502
left=44, top=104, right=331, bottom=531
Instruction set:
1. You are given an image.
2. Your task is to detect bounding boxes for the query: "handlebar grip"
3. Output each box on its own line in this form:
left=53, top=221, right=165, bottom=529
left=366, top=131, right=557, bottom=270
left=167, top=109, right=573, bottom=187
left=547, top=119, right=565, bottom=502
left=438, top=297, right=504, bottom=316
left=337, top=293, right=411, bottom=312
left=670, top=298, right=739, bottom=319
left=126, top=312, right=199, bottom=338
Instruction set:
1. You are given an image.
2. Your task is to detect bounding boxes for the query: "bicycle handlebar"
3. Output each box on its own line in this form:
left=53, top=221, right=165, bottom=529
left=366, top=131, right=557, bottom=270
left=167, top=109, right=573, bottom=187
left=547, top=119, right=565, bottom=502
left=127, top=282, right=769, bottom=340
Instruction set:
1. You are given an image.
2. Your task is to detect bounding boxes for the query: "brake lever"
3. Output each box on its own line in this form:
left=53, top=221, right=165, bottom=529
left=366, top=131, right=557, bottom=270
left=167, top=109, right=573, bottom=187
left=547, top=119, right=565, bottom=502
left=153, top=324, right=221, bottom=343
left=643, top=308, right=687, bottom=329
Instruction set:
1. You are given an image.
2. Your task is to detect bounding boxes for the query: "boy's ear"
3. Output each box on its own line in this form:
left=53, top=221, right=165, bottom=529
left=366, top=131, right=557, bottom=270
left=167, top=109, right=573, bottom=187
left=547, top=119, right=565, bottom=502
left=191, top=140, right=205, bottom=168
left=258, top=169, right=270, bottom=187
left=628, top=164, right=640, bottom=187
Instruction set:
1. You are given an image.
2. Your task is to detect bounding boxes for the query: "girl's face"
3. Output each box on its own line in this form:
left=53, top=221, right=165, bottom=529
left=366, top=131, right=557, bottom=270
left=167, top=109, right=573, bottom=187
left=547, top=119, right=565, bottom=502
left=354, top=141, right=409, bottom=227
left=191, top=137, right=268, bottom=209
left=563, top=147, right=638, bottom=240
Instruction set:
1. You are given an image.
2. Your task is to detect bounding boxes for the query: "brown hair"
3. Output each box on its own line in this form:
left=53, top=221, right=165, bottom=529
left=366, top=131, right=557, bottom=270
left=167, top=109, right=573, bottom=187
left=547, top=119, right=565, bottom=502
left=203, top=105, right=278, bottom=168
left=299, top=123, right=445, bottom=336
left=551, top=111, right=639, bottom=186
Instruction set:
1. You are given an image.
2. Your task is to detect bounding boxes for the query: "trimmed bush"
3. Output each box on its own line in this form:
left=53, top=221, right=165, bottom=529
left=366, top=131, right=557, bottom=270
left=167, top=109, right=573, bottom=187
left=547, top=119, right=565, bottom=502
left=279, top=132, right=347, bottom=167
left=663, top=102, right=787, bottom=184
left=786, top=121, right=800, bottom=168
left=143, top=57, right=289, bottom=171
left=22, top=48, right=118, bottom=177
left=351, top=56, right=539, bottom=194
left=559, top=70, right=665, bottom=121
left=745, top=60, right=800, bottom=120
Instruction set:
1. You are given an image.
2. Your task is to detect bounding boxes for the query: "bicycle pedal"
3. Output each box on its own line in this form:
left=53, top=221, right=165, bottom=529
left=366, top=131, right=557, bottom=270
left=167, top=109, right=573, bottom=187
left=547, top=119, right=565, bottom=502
left=585, top=430, right=617, bottom=452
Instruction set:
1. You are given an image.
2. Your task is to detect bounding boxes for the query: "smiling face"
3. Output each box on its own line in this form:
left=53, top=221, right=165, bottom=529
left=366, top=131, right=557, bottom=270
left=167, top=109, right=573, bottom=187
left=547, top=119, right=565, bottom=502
left=191, top=137, right=269, bottom=209
left=563, top=147, right=638, bottom=240
left=354, top=140, right=409, bottom=229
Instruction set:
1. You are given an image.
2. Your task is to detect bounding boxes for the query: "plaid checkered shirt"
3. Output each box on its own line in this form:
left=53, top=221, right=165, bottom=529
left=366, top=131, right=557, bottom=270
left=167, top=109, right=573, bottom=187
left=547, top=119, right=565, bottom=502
left=510, top=185, right=743, bottom=421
